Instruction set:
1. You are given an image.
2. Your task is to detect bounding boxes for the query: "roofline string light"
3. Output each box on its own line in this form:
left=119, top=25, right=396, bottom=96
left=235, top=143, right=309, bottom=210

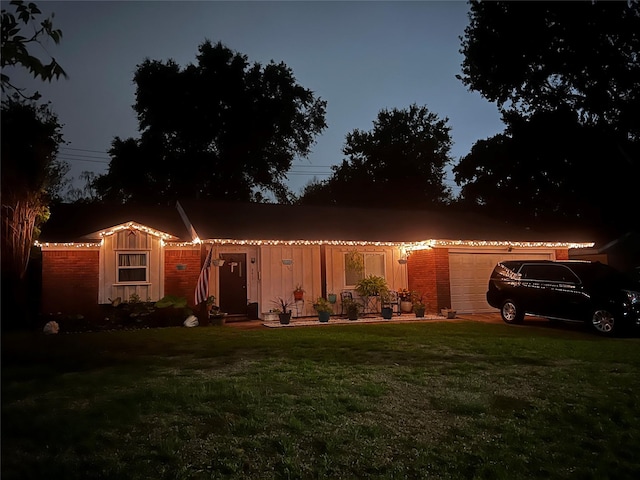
left=96, top=222, right=177, bottom=240
left=404, top=239, right=595, bottom=251
left=35, top=240, right=103, bottom=249
left=37, top=236, right=594, bottom=250
left=178, top=238, right=594, bottom=249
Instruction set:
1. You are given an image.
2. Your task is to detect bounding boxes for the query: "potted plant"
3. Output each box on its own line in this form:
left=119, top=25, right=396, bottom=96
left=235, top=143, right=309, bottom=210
left=198, top=295, right=227, bottom=325
left=412, top=293, right=427, bottom=318
left=343, top=297, right=362, bottom=320
left=274, top=297, right=293, bottom=324
left=205, top=295, right=216, bottom=313
left=209, top=307, right=228, bottom=326
left=345, top=249, right=365, bottom=277
left=293, top=284, right=305, bottom=301
left=441, top=307, right=457, bottom=319
left=398, top=288, right=413, bottom=313
left=313, top=297, right=333, bottom=323
left=380, top=290, right=394, bottom=319
left=327, top=293, right=337, bottom=304
left=355, top=275, right=389, bottom=313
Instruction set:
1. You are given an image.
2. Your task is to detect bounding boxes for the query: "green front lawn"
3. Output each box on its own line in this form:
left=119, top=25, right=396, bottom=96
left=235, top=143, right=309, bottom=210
left=2, top=321, right=640, bottom=479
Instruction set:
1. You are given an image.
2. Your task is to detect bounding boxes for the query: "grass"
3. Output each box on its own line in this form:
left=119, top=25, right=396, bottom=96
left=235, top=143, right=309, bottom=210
left=2, top=320, right=640, bottom=479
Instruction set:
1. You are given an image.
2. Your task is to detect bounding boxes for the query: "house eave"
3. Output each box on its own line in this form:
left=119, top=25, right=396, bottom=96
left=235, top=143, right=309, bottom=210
left=194, top=237, right=595, bottom=250
left=35, top=240, right=102, bottom=250
left=81, top=221, right=179, bottom=241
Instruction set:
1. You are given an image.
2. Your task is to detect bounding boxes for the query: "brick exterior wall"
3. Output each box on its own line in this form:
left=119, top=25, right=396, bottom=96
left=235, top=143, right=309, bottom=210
left=41, top=250, right=99, bottom=315
left=407, top=248, right=451, bottom=313
left=164, top=249, right=201, bottom=307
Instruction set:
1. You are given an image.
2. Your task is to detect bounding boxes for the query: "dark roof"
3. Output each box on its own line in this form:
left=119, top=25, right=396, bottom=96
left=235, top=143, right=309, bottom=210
left=39, top=203, right=191, bottom=243
left=177, top=200, right=595, bottom=244
left=39, top=201, right=597, bottom=245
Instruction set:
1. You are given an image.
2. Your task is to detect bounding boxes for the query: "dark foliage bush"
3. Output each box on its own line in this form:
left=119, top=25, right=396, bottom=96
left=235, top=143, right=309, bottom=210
left=41, top=301, right=193, bottom=333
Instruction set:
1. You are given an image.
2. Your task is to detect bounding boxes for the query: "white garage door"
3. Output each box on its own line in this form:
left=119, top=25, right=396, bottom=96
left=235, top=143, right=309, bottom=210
left=449, top=252, right=554, bottom=313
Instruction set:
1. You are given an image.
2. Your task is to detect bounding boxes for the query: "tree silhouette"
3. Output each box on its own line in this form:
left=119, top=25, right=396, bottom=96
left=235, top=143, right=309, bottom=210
left=93, top=41, right=327, bottom=204
left=1, top=0, right=67, bottom=100
left=1, top=96, right=66, bottom=329
left=298, top=104, right=453, bottom=208
left=455, top=1, right=639, bottom=237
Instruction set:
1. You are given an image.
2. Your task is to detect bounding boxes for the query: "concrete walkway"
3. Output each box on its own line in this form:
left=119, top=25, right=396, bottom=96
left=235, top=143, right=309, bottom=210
left=226, top=312, right=504, bottom=329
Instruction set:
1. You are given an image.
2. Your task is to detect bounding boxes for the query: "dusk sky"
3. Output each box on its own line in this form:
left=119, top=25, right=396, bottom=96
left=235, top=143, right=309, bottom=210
left=11, top=0, right=506, bottom=196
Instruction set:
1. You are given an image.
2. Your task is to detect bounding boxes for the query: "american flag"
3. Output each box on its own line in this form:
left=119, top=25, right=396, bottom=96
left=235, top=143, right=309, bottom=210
left=195, top=247, right=213, bottom=305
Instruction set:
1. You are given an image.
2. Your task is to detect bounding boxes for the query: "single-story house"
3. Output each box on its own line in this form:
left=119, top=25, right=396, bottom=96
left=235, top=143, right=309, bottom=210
left=37, top=201, right=595, bottom=319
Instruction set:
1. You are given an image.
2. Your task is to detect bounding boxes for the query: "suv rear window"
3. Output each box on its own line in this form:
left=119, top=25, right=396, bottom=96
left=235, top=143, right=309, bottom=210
left=519, top=264, right=579, bottom=283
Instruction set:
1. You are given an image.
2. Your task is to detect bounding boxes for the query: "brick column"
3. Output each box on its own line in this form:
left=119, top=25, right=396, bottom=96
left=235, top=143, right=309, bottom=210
left=407, top=248, right=451, bottom=314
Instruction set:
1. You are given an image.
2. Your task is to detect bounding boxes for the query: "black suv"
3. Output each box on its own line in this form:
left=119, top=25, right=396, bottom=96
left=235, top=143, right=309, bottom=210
left=486, top=260, right=640, bottom=335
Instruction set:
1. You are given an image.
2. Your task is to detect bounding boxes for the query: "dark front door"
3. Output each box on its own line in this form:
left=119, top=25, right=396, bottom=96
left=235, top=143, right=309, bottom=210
left=219, top=253, right=247, bottom=314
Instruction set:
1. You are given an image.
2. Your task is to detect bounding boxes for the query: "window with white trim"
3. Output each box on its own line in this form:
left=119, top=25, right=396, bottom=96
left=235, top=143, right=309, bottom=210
left=117, top=252, right=148, bottom=283
left=344, top=252, right=385, bottom=286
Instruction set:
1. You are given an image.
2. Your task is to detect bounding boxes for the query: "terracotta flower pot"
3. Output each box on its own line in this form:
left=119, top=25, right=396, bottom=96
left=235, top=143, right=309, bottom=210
left=400, top=301, right=413, bottom=313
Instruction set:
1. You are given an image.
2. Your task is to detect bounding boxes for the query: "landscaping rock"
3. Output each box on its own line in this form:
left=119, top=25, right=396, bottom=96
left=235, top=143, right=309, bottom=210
left=43, top=321, right=60, bottom=334
left=183, top=316, right=199, bottom=328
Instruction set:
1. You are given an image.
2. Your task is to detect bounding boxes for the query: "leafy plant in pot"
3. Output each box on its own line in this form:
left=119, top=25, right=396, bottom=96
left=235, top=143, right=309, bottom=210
left=380, top=290, right=394, bottom=320
left=412, top=293, right=427, bottom=318
left=355, top=275, right=389, bottom=313
left=205, top=295, right=228, bottom=325
left=293, top=284, right=305, bottom=301
left=398, top=288, right=414, bottom=313
left=313, top=297, right=333, bottom=323
left=274, top=297, right=293, bottom=324
left=343, top=297, right=362, bottom=320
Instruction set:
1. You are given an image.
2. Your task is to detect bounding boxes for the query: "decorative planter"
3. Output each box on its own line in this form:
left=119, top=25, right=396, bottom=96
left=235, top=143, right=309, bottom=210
left=293, top=291, right=304, bottom=301
left=263, top=312, right=279, bottom=322
left=209, top=313, right=227, bottom=326
left=400, top=301, right=413, bottom=313
left=212, top=259, right=225, bottom=267
left=381, top=307, right=393, bottom=320
left=279, top=312, right=292, bottom=325
left=318, top=311, right=330, bottom=323
left=347, top=311, right=358, bottom=321
left=441, top=309, right=457, bottom=319
left=414, top=308, right=426, bottom=318
left=328, top=294, right=337, bottom=304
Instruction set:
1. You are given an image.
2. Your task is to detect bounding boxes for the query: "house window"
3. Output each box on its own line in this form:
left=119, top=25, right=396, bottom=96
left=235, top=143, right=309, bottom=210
left=117, top=252, right=148, bottom=283
left=344, top=252, right=385, bottom=286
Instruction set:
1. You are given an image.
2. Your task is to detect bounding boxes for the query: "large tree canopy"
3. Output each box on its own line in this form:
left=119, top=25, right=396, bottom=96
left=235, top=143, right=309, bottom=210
left=1, top=96, right=66, bottom=277
left=1, top=96, right=66, bottom=329
left=458, top=1, right=640, bottom=140
left=455, top=1, right=640, bottom=237
left=454, top=108, right=638, bottom=233
left=94, top=41, right=327, bottom=204
left=1, top=0, right=67, bottom=100
left=298, top=104, right=453, bottom=208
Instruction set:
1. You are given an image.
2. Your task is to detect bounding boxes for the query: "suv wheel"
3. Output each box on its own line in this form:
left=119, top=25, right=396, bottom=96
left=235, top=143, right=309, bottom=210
left=501, top=299, right=524, bottom=324
left=591, top=309, right=616, bottom=335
